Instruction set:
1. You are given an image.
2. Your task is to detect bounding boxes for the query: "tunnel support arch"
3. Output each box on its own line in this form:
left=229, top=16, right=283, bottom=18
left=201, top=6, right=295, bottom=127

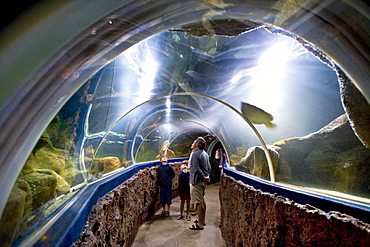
left=95, top=92, right=276, bottom=182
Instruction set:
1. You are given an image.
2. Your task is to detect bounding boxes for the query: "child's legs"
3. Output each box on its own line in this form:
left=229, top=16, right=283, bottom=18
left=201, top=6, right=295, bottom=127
left=159, top=187, right=166, bottom=210
left=164, top=186, right=172, bottom=211
left=186, top=199, right=190, bottom=213
left=180, top=197, right=185, bottom=215
left=184, top=194, right=191, bottom=215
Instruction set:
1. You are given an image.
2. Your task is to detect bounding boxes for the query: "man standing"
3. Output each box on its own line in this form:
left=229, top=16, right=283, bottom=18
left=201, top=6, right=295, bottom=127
left=189, top=137, right=211, bottom=230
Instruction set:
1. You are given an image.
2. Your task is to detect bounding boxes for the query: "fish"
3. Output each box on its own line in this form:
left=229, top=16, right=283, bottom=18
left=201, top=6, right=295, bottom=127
left=241, top=102, right=277, bottom=129
left=104, top=141, right=116, bottom=144
left=159, top=140, right=170, bottom=157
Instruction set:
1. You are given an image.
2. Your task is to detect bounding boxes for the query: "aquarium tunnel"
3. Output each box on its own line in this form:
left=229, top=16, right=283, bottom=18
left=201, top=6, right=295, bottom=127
left=0, top=0, right=369, bottom=246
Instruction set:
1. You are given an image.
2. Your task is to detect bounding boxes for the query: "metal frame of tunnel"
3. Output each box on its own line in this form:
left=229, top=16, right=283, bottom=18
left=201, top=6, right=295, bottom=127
left=94, top=92, right=276, bottom=182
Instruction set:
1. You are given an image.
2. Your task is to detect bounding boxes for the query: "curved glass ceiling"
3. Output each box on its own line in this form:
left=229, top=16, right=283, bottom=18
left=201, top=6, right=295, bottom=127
left=87, top=27, right=343, bottom=165
left=1, top=1, right=369, bottom=245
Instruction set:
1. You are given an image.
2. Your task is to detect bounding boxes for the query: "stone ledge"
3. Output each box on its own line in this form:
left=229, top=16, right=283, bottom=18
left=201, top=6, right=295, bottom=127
left=73, top=161, right=184, bottom=247
left=220, top=174, right=370, bottom=246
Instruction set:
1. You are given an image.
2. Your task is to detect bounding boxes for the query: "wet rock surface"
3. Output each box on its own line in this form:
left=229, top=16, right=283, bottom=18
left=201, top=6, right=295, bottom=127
left=220, top=174, right=370, bottom=247
left=239, top=146, right=279, bottom=180
left=339, top=69, right=370, bottom=149
left=173, top=19, right=263, bottom=37
left=237, top=114, right=370, bottom=197
left=0, top=115, right=78, bottom=246
left=0, top=181, right=32, bottom=246
left=91, top=156, right=124, bottom=175
left=274, top=114, right=370, bottom=196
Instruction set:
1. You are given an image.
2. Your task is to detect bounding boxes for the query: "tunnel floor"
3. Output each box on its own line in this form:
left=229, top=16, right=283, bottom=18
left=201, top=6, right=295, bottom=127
left=132, top=183, right=226, bottom=247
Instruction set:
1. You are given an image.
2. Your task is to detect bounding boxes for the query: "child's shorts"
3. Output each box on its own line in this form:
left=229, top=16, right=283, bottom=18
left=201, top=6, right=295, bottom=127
left=160, top=186, right=172, bottom=205
left=180, top=193, right=191, bottom=201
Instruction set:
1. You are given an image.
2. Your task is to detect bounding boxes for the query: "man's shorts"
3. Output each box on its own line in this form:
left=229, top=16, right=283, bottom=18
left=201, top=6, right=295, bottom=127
left=190, top=182, right=207, bottom=204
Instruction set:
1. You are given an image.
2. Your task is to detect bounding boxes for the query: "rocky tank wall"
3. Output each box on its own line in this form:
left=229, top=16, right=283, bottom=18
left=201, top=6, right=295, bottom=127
left=219, top=174, right=370, bottom=247
left=73, top=161, right=184, bottom=247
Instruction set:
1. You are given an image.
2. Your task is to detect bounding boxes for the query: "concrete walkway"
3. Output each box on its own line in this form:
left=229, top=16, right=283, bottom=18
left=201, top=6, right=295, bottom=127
left=132, top=183, right=226, bottom=247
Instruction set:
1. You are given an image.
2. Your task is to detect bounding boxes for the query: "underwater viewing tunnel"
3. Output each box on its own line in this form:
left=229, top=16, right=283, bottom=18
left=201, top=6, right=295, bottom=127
left=0, top=0, right=369, bottom=246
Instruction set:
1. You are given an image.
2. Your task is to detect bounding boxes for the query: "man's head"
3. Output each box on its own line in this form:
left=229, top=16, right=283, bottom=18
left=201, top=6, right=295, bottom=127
left=191, top=139, right=198, bottom=151
left=195, top=137, right=206, bottom=150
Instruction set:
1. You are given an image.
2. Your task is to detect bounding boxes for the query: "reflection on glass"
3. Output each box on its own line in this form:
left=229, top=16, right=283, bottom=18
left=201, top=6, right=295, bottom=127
left=86, top=27, right=370, bottom=202
left=124, top=40, right=158, bottom=104
left=2, top=23, right=370, bottom=246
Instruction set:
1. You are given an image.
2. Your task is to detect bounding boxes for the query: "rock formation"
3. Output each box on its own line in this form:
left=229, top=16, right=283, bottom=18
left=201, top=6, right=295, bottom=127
left=0, top=115, right=77, bottom=246
left=274, top=114, right=370, bottom=196
left=0, top=180, right=32, bottom=247
left=237, top=114, right=370, bottom=197
left=73, top=161, right=184, bottom=247
left=91, top=157, right=124, bottom=176
left=239, top=146, right=279, bottom=180
left=338, top=68, right=370, bottom=149
left=220, top=174, right=370, bottom=246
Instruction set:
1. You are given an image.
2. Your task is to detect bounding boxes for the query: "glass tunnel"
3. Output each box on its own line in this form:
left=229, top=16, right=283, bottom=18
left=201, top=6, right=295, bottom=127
left=0, top=0, right=369, bottom=246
